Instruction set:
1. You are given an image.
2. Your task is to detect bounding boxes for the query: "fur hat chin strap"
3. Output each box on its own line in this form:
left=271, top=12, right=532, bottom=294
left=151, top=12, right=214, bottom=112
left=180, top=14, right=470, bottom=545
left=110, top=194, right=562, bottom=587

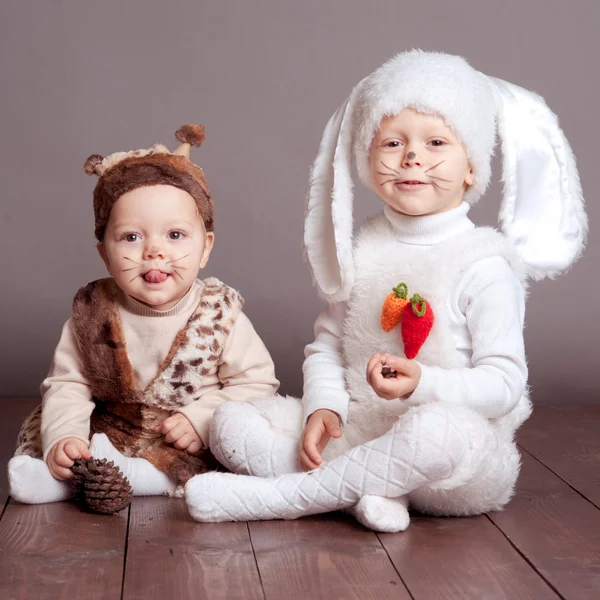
left=492, top=77, right=587, bottom=279
left=304, top=81, right=365, bottom=303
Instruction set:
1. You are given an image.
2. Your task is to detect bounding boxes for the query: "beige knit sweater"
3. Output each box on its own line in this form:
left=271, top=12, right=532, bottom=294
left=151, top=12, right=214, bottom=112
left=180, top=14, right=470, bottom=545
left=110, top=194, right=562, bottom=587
left=40, top=279, right=279, bottom=458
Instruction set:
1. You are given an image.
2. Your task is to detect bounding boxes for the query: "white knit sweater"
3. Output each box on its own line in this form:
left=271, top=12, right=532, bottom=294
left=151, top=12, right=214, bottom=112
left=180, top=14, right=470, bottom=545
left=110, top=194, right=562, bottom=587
left=302, top=202, right=528, bottom=425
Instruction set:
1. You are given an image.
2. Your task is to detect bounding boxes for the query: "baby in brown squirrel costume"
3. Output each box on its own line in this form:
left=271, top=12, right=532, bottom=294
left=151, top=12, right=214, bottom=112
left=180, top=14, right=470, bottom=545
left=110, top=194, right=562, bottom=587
left=8, top=125, right=280, bottom=503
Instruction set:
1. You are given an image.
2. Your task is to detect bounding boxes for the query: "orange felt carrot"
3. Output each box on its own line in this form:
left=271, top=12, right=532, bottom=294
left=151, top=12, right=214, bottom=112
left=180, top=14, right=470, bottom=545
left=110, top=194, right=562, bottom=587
left=381, top=282, right=410, bottom=332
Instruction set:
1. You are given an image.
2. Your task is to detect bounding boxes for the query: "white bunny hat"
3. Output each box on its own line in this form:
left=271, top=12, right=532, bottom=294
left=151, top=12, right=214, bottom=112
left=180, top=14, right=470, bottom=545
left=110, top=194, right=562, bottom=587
left=305, top=50, right=587, bottom=302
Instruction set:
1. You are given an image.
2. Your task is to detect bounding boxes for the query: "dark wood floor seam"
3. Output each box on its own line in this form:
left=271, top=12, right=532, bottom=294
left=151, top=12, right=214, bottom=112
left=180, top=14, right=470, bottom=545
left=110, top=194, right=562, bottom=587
left=517, top=443, right=600, bottom=510
left=484, top=513, right=565, bottom=600
left=246, top=521, right=267, bottom=600
left=375, top=532, right=415, bottom=600
left=120, top=504, right=132, bottom=600
left=0, top=495, right=9, bottom=523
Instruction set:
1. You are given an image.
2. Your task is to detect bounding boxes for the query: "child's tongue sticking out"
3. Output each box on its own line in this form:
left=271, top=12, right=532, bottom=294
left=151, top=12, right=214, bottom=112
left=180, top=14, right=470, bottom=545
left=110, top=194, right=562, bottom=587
left=144, top=270, right=168, bottom=284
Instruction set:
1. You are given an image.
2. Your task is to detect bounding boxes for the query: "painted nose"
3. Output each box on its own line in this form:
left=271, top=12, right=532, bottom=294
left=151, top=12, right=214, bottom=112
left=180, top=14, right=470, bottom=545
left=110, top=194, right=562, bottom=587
left=144, top=244, right=165, bottom=260
left=403, top=151, right=421, bottom=167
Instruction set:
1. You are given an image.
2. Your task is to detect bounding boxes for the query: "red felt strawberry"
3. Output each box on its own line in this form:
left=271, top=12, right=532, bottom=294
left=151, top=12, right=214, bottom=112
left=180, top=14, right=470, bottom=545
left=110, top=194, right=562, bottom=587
left=401, top=293, right=434, bottom=359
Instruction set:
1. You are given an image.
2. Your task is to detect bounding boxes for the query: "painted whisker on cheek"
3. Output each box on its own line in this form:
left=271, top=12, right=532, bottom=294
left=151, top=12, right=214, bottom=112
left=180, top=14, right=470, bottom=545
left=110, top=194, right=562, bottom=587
left=380, top=161, right=403, bottom=176
left=122, top=257, right=143, bottom=273
left=129, top=274, right=142, bottom=283
left=380, top=178, right=401, bottom=186
left=427, top=174, right=453, bottom=183
left=425, top=159, right=452, bottom=190
left=425, top=160, right=446, bottom=173
left=428, top=179, right=451, bottom=192
left=167, top=253, right=190, bottom=266
left=172, top=268, right=184, bottom=281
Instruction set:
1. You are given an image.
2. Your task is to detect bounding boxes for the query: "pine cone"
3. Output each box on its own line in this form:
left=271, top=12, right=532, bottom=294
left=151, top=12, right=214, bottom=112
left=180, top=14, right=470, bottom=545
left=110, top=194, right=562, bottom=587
left=71, top=458, right=133, bottom=515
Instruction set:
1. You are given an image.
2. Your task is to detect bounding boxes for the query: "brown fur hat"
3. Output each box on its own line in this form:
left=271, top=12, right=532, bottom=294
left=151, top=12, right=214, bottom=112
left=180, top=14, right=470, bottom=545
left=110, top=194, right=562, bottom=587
left=84, top=125, right=214, bottom=240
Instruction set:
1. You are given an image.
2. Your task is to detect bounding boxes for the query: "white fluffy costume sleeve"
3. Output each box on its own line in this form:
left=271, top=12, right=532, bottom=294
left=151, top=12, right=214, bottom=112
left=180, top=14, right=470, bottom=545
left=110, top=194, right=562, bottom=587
left=185, top=51, right=587, bottom=531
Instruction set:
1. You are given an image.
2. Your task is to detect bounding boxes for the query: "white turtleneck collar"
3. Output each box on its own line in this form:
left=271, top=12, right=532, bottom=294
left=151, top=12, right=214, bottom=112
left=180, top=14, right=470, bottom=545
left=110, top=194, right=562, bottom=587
left=383, top=201, right=474, bottom=246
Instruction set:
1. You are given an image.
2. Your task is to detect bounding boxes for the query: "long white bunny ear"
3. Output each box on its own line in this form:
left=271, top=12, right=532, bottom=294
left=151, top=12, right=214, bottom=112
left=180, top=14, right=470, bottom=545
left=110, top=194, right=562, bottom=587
left=304, top=82, right=365, bottom=302
left=492, top=77, right=587, bottom=280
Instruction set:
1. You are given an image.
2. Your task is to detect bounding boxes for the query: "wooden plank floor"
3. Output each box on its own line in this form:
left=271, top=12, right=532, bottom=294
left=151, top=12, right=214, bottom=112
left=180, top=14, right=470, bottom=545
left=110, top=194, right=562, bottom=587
left=1, top=399, right=599, bottom=600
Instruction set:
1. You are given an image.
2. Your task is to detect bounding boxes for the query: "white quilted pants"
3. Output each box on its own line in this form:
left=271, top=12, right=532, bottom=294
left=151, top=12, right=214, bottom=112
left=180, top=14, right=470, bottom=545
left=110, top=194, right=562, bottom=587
left=187, top=404, right=487, bottom=523
left=209, top=395, right=304, bottom=478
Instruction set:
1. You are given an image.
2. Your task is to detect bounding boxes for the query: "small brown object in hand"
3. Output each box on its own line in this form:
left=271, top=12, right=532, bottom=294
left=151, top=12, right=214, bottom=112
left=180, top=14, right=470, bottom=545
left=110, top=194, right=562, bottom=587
left=71, top=458, right=133, bottom=515
left=381, top=366, right=397, bottom=379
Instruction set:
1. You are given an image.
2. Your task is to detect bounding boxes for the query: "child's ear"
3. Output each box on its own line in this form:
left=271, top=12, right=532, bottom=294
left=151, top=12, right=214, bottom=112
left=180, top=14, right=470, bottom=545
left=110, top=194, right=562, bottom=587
left=465, top=166, right=474, bottom=186
left=199, top=232, right=215, bottom=269
left=97, top=243, right=112, bottom=273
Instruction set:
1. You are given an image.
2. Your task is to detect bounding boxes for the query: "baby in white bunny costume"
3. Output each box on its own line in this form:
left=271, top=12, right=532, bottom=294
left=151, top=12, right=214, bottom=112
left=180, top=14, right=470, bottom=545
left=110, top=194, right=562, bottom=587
left=185, top=50, right=587, bottom=532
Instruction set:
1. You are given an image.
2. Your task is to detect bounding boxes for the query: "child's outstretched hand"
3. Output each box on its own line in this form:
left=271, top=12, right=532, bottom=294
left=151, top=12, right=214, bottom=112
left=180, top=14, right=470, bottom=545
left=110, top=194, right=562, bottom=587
left=299, top=409, right=342, bottom=471
left=46, top=437, right=91, bottom=480
left=367, top=353, right=422, bottom=400
left=157, top=413, right=203, bottom=455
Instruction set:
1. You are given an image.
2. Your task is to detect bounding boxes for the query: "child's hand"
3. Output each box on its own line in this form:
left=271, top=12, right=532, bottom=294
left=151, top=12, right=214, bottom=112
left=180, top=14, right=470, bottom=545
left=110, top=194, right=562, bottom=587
left=156, top=413, right=203, bottom=455
left=366, top=353, right=422, bottom=400
left=46, top=437, right=91, bottom=480
left=299, top=409, right=342, bottom=471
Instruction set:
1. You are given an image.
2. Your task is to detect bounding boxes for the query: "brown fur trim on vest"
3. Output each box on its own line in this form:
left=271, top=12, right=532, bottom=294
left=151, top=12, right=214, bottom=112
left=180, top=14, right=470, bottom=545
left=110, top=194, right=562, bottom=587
left=72, top=279, right=141, bottom=404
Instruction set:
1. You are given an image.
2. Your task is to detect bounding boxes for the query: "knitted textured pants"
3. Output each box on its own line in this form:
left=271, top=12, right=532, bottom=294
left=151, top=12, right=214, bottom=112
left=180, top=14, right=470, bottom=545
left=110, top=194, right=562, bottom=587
left=210, top=396, right=304, bottom=478
left=187, top=404, right=471, bottom=522
left=210, top=397, right=415, bottom=530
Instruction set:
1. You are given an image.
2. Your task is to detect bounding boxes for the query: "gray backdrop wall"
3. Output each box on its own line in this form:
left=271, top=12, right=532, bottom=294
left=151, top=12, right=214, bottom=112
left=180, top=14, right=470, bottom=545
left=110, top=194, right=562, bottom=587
left=1, top=0, right=598, bottom=403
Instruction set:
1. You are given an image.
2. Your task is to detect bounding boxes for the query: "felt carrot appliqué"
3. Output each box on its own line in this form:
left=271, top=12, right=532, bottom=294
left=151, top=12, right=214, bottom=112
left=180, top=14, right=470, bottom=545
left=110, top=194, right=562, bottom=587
left=381, top=282, right=410, bottom=332
left=401, top=293, right=435, bottom=359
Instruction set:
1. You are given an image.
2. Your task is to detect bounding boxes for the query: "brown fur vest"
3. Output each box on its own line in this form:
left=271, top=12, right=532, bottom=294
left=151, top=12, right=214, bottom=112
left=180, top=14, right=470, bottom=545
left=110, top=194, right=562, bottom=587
left=16, top=277, right=243, bottom=484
